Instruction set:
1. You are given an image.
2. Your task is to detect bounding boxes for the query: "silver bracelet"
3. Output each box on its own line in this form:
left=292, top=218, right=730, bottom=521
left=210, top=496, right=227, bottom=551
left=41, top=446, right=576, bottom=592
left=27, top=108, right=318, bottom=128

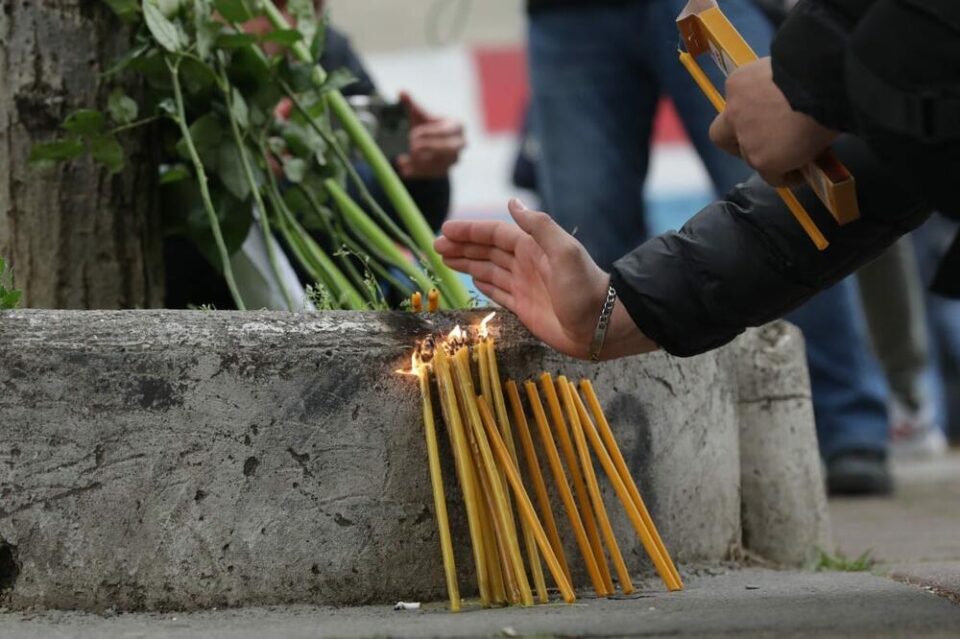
left=589, top=285, right=617, bottom=361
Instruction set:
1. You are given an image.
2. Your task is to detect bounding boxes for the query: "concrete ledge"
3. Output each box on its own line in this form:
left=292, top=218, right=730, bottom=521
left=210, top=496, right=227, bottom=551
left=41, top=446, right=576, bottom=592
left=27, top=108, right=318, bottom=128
left=0, top=311, right=817, bottom=611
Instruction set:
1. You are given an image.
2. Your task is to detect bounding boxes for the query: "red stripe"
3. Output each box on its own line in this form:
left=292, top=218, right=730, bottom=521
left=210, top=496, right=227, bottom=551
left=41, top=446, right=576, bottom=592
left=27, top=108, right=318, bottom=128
left=473, top=44, right=691, bottom=145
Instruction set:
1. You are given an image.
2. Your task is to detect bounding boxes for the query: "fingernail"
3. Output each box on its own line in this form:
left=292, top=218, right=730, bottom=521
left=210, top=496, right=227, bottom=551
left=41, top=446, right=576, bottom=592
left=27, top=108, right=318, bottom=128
left=510, top=198, right=527, bottom=211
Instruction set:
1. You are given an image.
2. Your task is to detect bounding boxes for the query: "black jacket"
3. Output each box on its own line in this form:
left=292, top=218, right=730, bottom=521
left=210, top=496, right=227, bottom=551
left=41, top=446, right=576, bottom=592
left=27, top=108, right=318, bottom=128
left=611, top=0, right=960, bottom=357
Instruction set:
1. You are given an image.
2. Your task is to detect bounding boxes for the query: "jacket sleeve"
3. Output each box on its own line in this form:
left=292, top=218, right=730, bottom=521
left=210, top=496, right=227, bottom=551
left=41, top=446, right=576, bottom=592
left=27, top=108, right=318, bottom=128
left=770, top=0, right=876, bottom=131
left=609, top=135, right=929, bottom=357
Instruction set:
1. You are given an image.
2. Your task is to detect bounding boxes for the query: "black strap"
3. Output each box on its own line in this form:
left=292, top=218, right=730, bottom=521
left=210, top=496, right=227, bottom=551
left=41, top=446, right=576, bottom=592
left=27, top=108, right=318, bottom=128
left=846, top=53, right=960, bottom=142
left=932, top=230, right=960, bottom=299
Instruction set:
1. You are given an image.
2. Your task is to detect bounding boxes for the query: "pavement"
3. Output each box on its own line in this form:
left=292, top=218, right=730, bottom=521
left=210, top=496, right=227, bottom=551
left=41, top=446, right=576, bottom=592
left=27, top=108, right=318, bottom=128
left=1, top=453, right=956, bottom=638
left=0, top=568, right=957, bottom=639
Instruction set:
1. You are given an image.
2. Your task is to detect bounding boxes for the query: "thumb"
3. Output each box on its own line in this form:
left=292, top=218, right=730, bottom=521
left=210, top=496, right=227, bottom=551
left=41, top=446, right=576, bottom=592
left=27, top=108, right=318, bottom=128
left=709, top=110, right=740, bottom=157
left=399, top=90, right=431, bottom=126
left=508, top=198, right=574, bottom=257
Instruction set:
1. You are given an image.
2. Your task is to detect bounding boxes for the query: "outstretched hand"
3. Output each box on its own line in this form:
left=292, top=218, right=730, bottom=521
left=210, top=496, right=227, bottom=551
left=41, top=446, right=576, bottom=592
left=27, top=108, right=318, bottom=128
left=434, top=199, right=657, bottom=360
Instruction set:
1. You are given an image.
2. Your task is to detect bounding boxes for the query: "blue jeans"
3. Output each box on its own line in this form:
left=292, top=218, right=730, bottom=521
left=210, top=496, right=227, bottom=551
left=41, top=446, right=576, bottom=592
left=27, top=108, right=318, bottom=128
left=529, top=0, right=889, bottom=458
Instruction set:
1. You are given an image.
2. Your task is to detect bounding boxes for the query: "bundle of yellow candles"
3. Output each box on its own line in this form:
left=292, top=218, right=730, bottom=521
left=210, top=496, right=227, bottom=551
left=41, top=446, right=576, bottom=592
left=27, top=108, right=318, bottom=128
left=399, top=310, right=683, bottom=612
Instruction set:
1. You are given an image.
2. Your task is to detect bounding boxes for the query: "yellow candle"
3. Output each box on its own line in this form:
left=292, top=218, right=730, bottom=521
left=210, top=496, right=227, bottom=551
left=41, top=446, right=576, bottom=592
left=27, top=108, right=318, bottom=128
left=541, top=373, right=614, bottom=596
left=486, top=341, right=548, bottom=604
left=524, top=381, right=606, bottom=596
left=432, top=348, right=491, bottom=606
left=453, top=350, right=533, bottom=607
left=580, top=379, right=683, bottom=591
left=418, top=365, right=461, bottom=610
left=506, top=380, right=570, bottom=591
left=477, top=396, right=576, bottom=604
left=561, top=378, right=634, bottom=595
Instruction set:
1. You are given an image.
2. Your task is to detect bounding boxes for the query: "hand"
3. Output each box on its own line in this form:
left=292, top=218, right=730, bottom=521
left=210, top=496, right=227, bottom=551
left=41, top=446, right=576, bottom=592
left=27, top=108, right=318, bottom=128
left=396, top=91, right=466, bottom=179
left=709, top=57, right=838, bottom=186
left=434, top=199, right=657, bottom=360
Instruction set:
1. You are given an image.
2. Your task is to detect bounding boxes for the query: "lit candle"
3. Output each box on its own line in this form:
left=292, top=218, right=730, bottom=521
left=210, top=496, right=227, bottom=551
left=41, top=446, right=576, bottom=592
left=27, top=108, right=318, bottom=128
left=506, top=380, right=571, bottom=586
left=580, top=379, right=683, bottom=591
left=416, top=359, right=462, bottom=610
left=477, top=396, right=576, bottom=604
left=432, top=347, right=491, bottom=606
left=523, top=381, right=606, bottom=596
left=541, top=373, right=614, bottom=596
left=482, top=317, right=548, bottom=605
left=561, top=378, right=634, bottom=595
left=453, top=349, right=533, bottom=607
left=457, top=347, right=509, bottom=605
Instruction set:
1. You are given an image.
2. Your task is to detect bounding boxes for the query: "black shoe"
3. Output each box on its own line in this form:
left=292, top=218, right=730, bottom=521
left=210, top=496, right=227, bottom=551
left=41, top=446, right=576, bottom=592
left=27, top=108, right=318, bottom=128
left=826, top=450, right=894, bottom=496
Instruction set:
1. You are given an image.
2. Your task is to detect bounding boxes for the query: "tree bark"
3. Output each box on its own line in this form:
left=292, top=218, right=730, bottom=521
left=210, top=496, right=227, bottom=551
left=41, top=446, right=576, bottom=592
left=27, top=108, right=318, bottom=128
left=0, top=0, right=163, bottom=309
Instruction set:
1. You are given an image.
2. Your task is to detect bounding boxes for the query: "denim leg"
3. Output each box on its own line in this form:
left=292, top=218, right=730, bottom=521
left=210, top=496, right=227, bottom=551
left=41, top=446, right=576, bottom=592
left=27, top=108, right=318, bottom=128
left=786, top=279, right=891, bottom=459
left=528, top=5, right=659, bottom=270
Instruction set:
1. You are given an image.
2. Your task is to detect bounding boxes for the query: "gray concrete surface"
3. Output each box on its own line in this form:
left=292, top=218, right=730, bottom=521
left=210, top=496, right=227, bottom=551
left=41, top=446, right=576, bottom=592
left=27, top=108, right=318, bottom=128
left=830, top=453, right=960, bottom=564
left=734, top=323, right=833, bottom=566
left=0, top=310, right=810, bottom=611
left=0, top=568, right=957, bottom=639
left=830, top=451, right=960, bottom=603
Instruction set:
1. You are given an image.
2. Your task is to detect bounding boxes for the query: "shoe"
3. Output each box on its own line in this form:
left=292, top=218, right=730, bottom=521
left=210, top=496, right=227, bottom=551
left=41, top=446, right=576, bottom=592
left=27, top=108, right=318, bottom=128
left=889, top=399, right=949, bottom=459
left=826, top=450, right=894, bottom=496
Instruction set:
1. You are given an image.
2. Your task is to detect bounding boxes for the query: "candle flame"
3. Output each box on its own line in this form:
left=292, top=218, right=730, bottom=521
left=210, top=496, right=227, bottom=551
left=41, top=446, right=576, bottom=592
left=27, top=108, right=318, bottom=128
left=478, top=312, right=497, bottom=340
left=395, top=350, right=424, bottom=377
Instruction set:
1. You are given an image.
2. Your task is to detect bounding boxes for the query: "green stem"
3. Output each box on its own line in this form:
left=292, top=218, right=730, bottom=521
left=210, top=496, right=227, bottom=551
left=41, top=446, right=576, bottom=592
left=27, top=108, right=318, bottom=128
left=325, top=179, right=437, bottom=299
left=295, top=183, right=371, bottom=297
left=166, top=56, right=246, bottom=311
left=109, top=115, right=162, bottom=135
left=220, top=69, right=296, bottom=311
left=262, top=154, right=366, bottom=309
left=339, top=235, right=417, bottom=298
left=262, top=0, right=470, bottom=308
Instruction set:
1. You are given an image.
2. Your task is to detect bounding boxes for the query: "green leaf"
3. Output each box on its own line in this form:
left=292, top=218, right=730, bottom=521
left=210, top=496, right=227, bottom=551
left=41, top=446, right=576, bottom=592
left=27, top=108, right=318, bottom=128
left=319, top=68, right=357, bottom=94
left=103, top=0, right=141, bottom=21
left=215, top=33, right=258, bottom=49
left=29, top=138, right=85, bottom=164
left=89, top=134, right=125, bottom=173
left=212, top=0, right=252, bottom=22
left=175, top=113, right=223, bottom=162
left=283, top=157, right=307, bottom=183
left=230, top=88, right=249, bottom=129
left=107, top=89, right=139, bottom=124
left=143, top=0, right=184, bottom=52
left=62, top=110, right=106, bottom=135
left=104, top=41, right=153, bottom=77
left=287, top=0, right=317, bottom=44
left=309, top=13, right=328, bottom=61
left=1, top=289, right=22, bottom=311
left=193, top=0, right=219, bottom=59
left=217, top=140, right=251, bottom=200
left=159, top=163, right=191, bottom=183
left=261, top=28, right=302, bottom=46
left=157, top=98, right=177, bottom=116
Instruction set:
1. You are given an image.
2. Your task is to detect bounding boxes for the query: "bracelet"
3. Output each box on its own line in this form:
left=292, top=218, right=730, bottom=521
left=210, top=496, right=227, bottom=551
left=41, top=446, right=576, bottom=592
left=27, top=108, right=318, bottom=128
left=589, top=284, right=617, bottom=361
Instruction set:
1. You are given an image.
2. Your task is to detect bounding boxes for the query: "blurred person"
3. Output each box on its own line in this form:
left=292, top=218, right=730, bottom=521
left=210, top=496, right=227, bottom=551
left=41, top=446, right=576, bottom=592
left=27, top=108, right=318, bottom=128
left=913, top=214, right=960, bottom=445
left=856, top=237, right=949, bottom=458
left=525, top=0, right=892, bottom=494
left=165, top=1, right=466, bottom=309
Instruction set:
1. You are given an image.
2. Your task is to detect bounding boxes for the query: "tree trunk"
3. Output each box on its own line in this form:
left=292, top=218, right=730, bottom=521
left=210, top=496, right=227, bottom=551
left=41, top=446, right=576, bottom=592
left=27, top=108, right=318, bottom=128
left=0, top=0, right=163, bottom=309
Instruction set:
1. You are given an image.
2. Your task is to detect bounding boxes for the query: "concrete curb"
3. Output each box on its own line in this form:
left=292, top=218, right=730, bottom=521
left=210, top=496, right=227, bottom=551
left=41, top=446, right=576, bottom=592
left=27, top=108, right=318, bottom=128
left=0, top=311, right=820, bottom=610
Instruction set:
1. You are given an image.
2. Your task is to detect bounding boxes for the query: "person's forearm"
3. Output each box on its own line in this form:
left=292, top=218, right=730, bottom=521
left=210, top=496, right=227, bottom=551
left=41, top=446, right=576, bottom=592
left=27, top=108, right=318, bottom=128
left=609, top=135, right=929, bottom=358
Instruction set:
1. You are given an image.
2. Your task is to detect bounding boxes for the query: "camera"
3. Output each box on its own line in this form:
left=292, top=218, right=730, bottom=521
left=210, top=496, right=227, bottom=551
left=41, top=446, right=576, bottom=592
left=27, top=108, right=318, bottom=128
left=346, top=95, right=411, bottom=159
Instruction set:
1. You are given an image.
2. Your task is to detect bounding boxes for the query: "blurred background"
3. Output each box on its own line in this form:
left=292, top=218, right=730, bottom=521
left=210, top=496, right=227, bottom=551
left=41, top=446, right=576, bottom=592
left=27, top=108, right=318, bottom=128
left=328, top=0, right=712, bottom=233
